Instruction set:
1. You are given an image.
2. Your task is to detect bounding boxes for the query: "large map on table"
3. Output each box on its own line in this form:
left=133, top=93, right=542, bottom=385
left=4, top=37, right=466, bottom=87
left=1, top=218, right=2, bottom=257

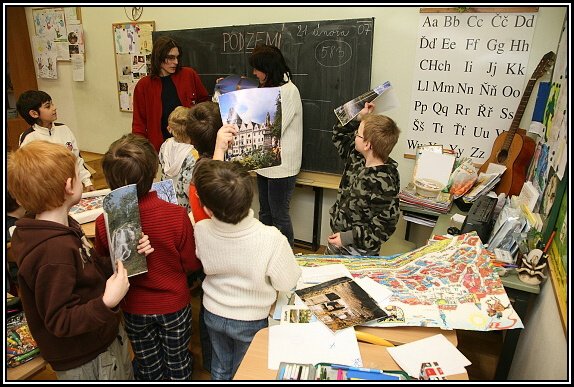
left=296, top=232, right=523, bottom=332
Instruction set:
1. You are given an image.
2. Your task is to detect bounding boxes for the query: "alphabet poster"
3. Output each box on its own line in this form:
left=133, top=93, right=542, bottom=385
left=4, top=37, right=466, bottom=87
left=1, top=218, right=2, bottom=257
left=113, top=21, right=155, bottom=112
left=407, top=8, right=538, bottom=162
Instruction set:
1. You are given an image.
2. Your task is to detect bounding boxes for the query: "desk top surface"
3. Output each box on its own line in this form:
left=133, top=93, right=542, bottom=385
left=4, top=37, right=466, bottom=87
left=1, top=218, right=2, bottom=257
left=6, top=356, right=47, bottom=380
left=233, top=326, right=467, bottom=380
left=296, top=171, right=341, bottom=190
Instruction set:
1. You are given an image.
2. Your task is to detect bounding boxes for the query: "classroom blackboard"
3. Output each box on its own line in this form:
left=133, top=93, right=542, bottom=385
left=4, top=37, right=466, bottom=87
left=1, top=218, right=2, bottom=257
left=154, top=18, right=374, bottom=174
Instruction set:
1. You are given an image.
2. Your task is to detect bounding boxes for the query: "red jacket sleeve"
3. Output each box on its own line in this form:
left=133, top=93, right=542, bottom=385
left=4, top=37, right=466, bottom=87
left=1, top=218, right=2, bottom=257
left=192, top=69, right=210, bottom=103
left=131, top=78, right=148, bottom=138
left=178, top=210, right=202, bottom=273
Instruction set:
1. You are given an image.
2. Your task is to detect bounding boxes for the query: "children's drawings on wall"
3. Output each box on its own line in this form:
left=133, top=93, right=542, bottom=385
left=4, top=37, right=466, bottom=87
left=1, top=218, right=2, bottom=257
left=113, top=21, right=155, bottom=112
left=31, top=7, right=84, bottom=79
left=296, top=232, right=524, bottom=332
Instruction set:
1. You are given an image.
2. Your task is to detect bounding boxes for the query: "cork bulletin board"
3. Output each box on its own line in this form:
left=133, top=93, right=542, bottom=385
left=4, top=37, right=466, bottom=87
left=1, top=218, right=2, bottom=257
left=112, top=21, right=155, bottom=112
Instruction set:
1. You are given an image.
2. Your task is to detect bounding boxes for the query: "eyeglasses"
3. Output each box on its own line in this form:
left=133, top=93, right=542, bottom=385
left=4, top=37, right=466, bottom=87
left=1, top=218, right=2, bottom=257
left=355, top=130, right=364, bottom=139
left=164, top=55, right=179, bottom=62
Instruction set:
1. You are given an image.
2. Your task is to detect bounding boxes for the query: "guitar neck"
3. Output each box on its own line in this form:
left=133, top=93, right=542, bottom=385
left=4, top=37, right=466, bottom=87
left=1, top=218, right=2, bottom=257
left=502, top=78, right=536, bottom=150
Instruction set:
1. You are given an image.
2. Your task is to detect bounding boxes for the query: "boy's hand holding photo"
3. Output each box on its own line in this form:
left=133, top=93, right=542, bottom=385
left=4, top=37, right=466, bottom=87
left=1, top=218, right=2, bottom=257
left=213, top=124, right=237, bottom=160
left=103, top=260, right=130, bottom=308
left=356, top=101, right=375, bottom=121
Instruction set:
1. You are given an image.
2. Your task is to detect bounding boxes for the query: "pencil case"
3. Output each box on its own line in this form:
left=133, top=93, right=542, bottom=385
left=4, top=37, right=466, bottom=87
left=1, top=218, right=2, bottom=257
left=276, top=361, right=411, bottom=380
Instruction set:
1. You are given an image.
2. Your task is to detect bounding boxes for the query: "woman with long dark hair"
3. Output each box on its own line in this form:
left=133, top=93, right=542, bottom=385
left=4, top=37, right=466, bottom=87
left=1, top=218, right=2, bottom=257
left=132, top=36, right=209, bottom=152
left=248, top=44, right=303, bottom=246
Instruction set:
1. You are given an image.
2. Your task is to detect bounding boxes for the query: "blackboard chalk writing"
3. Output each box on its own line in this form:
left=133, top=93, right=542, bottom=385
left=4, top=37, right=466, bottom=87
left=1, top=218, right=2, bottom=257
left=222, top=31, right=282, bottom=52
left=312, top=23, right=351, bottom=37
left=315, top=40, right=352, bottom=67
left=156, top=18, right=374, bottom=174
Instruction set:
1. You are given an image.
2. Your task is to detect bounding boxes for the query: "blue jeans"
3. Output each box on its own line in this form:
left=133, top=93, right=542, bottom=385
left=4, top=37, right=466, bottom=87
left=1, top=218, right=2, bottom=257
left=257, top=174, right=296, bottom=246
left=203, top=309, right=268, bottom=380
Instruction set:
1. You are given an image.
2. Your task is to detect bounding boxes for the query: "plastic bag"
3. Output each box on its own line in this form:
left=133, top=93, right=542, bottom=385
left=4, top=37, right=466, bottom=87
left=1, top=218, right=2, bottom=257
left=6, top=312, right=40, bottom=368
left=448, top=158, right=478, bottom=199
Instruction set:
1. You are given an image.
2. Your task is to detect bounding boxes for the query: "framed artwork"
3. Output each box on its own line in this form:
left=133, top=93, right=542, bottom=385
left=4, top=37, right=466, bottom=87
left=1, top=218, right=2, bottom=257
left=112, top=21, right=155, bottom=112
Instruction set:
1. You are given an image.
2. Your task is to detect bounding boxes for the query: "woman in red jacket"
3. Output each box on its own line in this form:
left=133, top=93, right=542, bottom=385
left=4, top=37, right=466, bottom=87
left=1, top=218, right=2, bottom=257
left=132, top=36, right=209, bottom=152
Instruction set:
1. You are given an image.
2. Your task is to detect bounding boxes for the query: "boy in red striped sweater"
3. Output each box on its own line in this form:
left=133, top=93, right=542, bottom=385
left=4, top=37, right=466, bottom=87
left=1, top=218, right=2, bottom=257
left=95, top=134, right=201, bottom=380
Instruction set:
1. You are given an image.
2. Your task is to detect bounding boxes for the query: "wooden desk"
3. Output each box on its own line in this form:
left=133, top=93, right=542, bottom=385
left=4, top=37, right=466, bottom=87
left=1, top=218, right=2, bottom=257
left=6, top=356, right=48, bottom=380
left=234, top=326, right=468, bottom=380
left=294, top=171, right=341, bottom=252
left=81, top=221, right=95, bottom=239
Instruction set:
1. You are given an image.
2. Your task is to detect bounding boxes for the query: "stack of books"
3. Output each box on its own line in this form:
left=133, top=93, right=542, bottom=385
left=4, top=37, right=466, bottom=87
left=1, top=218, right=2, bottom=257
left=399, top=182, right=452, bottom=214
left=461, top=172, right=502, bottom=202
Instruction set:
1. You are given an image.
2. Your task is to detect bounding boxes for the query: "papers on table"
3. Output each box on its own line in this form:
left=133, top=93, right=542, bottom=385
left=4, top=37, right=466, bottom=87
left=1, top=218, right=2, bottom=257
left=414, top=150, right=456, bottom=189
left=268, top=323, right=362, bottom=370
left=297, top=264, right=353, bottom=289
left=354, top=277, right=393, bottom=309
left=387, top=334, right=471, bottom=378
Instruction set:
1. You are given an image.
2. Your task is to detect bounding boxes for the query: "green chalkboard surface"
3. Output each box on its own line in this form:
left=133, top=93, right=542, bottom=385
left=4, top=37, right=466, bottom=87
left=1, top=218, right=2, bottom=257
left=154, top=18, right=374, bottom=174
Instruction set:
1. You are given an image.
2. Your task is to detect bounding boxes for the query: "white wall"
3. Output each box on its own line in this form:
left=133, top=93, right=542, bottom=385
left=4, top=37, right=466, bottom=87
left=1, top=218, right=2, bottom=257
left=22, top=6, right=568, bottom=380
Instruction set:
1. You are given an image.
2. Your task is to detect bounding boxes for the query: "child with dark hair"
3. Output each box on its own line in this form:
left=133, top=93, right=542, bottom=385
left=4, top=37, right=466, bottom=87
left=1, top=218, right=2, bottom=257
left=193, top=158, right=301, bottom=380
left=8, top=141, right=153, bottom=380
left=185, top=101, right=236, bottom=224
left=16, top=90, right=94, bottom=191
left=94, top=133, right=201, bottom=380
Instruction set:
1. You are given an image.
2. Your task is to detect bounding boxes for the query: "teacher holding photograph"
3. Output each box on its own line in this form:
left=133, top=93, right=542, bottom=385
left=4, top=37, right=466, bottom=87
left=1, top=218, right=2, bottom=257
left=249, top=44, right=303, bottom=246
left=132, top=36, right=210, bottom=152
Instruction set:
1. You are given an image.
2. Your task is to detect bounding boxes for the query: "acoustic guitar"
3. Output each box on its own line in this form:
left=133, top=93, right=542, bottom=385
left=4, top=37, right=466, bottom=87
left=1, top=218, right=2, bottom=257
left=479, top=51, right=556, bottom=197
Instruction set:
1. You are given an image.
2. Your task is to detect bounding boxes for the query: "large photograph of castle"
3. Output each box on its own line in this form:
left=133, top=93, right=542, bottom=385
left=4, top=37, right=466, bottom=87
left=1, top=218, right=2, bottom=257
left=218, top=87, right=282, bottom=170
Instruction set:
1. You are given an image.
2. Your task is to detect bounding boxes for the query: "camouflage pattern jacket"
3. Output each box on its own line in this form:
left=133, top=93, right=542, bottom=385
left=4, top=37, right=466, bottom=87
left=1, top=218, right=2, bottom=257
left=329, top=120, right=400, bottom=255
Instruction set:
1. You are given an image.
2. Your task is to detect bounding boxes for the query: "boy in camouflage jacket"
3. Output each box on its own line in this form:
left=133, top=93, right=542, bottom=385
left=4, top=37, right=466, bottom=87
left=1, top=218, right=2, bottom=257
left=327, top=102, right=401, bottom=256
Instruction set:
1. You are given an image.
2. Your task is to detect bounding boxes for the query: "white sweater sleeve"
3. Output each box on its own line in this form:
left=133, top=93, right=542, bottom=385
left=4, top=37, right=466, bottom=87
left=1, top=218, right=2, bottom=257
left=266, top=237, right=302, bottom=292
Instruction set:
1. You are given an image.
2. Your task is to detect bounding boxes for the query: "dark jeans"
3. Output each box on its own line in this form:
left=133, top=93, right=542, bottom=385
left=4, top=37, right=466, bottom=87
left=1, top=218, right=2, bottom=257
left=257, top=174, right=296, bottom=246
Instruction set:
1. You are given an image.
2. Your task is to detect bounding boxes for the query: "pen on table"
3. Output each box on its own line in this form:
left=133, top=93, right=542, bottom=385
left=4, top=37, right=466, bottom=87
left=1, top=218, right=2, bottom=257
left=297, top=364, right=303, bottom=380
left=330, top=363, right=388, bottom=374
left=277, top=364, right=286, bottom=380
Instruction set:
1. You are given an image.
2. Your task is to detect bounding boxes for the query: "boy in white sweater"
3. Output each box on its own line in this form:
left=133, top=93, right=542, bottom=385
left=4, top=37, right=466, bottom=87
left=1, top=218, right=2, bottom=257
left=193, top=158, right=301, bottom=380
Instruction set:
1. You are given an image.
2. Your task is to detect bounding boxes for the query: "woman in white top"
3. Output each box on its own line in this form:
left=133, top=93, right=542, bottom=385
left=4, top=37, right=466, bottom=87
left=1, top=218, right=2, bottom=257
left=248, top=45, right=303, bottom=246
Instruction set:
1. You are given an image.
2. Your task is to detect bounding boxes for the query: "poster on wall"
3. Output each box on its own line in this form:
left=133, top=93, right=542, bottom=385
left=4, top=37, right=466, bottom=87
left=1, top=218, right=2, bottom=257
left=406, top=7, right=539, bottom=164
left=31, top=7, right=84, bottom=63
left=112, top=21, right=155, bottom=112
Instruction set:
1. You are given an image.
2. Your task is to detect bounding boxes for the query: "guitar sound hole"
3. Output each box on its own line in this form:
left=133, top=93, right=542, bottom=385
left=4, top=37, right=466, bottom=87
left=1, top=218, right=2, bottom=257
left=497, top=150, right=508, bottom=163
